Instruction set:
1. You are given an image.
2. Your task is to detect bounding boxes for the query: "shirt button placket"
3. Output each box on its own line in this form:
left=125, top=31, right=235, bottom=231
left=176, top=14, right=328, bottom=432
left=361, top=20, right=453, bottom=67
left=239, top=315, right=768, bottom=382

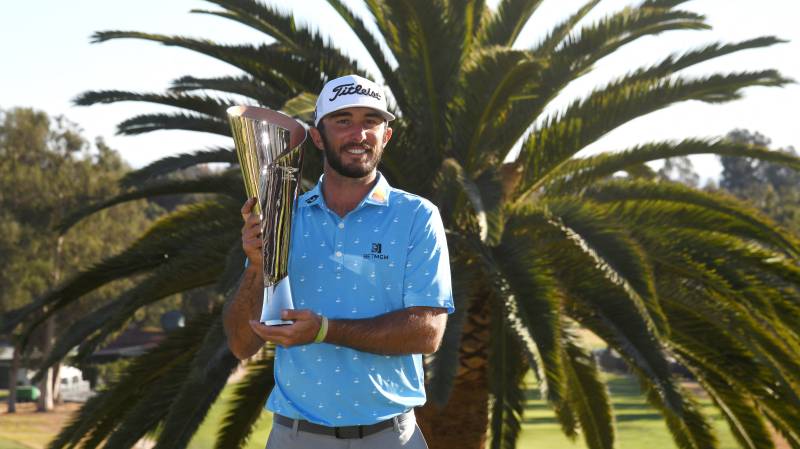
left=334, top=220, right=345, bottom=266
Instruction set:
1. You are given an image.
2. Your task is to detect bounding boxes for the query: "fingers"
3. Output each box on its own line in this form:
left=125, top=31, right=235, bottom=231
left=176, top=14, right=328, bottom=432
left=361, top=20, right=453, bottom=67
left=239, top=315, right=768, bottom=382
left=249, top=320, right=290, bottom=345
left=240, top=198, right=263, bottom=266
left=281, top=309, right=314, bottom=321
left=247, top=310, right=321, bottom=347
left=241, top=215, right=261, bottom=239
left=241, top=197, right=257, bottom=222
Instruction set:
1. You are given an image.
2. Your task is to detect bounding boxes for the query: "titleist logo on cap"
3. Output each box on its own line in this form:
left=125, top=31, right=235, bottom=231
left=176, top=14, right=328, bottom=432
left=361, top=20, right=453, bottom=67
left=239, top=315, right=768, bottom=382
left=314, top=74, right=395, bottom=126
left=329, top=83, right=382, bottom=102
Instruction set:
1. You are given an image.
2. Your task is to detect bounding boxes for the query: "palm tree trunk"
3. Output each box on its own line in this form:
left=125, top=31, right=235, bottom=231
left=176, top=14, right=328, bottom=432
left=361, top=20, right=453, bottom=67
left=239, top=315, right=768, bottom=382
left=418, top=297, right=491, bottom=449
left=6, top=341, right=19, bottom=413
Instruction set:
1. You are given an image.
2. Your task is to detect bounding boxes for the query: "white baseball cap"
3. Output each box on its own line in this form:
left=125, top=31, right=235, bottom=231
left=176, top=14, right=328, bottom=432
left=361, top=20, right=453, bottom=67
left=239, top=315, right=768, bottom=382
left=314, top=74, right=396, bottom=127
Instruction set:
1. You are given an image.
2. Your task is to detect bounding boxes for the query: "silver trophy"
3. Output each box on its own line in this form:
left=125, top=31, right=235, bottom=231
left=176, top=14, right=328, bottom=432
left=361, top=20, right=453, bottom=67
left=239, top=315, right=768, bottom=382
left=227, top=105, right=306, bottom=326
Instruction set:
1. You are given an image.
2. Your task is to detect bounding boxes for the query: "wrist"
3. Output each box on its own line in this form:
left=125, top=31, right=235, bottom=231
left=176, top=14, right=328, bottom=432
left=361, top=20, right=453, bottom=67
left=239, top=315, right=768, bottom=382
left=314, top=315, right=329, bottom=343
left=245, top=260, right=262, bottom=273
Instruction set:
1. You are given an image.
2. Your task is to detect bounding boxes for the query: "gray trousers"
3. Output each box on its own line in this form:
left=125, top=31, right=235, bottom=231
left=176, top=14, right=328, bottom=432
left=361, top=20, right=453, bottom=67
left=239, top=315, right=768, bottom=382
left=265, top=411, right=429, bottom=449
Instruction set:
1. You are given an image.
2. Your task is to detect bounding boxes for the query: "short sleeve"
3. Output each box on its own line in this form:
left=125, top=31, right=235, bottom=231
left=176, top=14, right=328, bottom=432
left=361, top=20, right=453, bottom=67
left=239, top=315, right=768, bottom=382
left=402, top=203, right=454, bottom=313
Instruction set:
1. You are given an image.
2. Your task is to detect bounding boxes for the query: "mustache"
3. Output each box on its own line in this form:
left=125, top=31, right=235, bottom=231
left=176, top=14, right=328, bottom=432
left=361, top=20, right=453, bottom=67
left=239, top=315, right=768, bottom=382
left=340, top=142, right=374, bottom=152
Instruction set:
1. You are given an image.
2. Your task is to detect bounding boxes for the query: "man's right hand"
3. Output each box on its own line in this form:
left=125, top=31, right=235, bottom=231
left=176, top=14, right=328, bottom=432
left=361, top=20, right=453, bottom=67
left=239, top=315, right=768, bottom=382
left=241, top=198, right=263, bottom=268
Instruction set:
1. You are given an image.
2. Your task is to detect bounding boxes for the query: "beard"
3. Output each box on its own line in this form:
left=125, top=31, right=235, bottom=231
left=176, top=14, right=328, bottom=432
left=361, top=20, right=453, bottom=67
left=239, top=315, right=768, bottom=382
left=320, top=132, right=383, bottom=179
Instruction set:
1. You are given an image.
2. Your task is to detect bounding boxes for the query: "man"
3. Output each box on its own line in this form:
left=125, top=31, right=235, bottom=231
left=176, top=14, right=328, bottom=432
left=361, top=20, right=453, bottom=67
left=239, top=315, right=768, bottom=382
left=224, top=74, right=454, bottom=448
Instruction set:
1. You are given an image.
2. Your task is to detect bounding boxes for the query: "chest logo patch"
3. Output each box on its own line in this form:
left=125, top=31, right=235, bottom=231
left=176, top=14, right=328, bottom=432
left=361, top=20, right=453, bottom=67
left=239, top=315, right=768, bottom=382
left=363, top=242, right=389, bottom=260
left=305, top=194, right=319, bottom=204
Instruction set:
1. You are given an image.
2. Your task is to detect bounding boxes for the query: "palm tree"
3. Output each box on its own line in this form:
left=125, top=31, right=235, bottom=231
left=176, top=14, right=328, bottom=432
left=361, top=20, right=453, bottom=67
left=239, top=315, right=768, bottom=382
left=5, top=1, right=800, bottom=448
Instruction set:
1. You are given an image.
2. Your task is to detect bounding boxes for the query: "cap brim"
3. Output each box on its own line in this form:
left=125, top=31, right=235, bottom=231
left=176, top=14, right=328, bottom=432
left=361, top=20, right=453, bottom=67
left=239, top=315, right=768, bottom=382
left=315, top=105, right=396, bottom=127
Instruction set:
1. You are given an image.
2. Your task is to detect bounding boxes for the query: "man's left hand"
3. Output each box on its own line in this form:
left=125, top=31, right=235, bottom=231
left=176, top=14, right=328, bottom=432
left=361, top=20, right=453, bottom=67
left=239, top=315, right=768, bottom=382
left=248, top=309, right=322, bottom=347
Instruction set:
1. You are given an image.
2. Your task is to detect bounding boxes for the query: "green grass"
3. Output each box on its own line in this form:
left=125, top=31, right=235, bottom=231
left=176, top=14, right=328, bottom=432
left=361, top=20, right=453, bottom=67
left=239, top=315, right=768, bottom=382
left=187, top=387, right=272, bottom=449
left=518, top=375, right=739, bottom=449
left=187, top=374, right=740, bottom=449
left=0, top=436, right=34, bottom=449
left=0, top=377, right=744, bottom=449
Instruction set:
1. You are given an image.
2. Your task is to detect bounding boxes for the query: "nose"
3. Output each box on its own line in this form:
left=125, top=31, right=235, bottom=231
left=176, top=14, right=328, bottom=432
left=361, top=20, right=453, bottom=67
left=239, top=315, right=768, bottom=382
left=347, top=124, right=369, bottom=142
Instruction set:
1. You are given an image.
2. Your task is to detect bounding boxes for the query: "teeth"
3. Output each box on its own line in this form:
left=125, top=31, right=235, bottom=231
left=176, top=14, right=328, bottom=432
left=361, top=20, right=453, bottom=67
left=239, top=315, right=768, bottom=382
left=347, top=149, right=366, bottom=154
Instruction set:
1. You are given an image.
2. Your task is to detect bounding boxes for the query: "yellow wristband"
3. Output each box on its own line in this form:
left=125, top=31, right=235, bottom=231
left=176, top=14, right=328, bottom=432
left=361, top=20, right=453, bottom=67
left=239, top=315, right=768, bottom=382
left=314, top=316, right=328, bottom=343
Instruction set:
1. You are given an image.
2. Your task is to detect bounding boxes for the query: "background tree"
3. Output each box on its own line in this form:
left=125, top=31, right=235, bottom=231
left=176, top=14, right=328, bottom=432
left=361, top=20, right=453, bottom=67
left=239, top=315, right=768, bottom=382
left=719, top=129, right=800, bottom=235
left=4, top=2, right=800, bottom=449
left=0, top=107, right=155, bottom=411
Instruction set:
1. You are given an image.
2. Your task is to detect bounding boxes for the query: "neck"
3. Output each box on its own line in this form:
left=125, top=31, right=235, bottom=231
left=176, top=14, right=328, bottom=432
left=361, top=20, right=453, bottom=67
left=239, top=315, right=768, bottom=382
left=321, top=166, right=378, bottom=217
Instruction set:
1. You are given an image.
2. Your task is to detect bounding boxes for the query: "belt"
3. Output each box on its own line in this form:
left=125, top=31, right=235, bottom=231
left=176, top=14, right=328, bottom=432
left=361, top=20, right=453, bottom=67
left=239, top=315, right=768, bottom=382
left=274, top=411, right=410, bottom=439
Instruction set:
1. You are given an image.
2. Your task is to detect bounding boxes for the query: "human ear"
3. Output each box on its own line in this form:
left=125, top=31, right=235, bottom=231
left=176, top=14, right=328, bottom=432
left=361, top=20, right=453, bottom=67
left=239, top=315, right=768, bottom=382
left=309, top=127, right=325, bottom=151
left=383, top=126, right=393, bottom=145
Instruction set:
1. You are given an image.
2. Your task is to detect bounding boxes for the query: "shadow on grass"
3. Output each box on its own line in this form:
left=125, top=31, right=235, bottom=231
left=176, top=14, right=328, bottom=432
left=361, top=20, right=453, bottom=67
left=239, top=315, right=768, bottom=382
left=522, top=412, right=663, bottom=425
left=522, top=374, right=668, bottom=424
left=524, top=401, right=654, bottom=411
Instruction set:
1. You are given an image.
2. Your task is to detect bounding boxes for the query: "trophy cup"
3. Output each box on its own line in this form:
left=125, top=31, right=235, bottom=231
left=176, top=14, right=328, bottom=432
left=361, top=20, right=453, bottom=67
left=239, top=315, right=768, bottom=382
left=227, top=105, right=306, bottom=326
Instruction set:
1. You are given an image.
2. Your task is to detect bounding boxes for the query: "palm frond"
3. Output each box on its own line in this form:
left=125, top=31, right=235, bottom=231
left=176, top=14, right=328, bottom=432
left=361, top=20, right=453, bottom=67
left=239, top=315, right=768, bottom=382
left=583, top=179, right=800, bottom=256
left=533, top=0, right=602, bottom=54
left=552, top=253, right=683, bottom=425
left=488, top=314, right=526, bottom=449
left=120, top=147, right=237, bottom=188
left=645, top=232, right=800, bottom=385
left=325, top=0, right=405, bottom=108
left=365, top=0, right=462, bottom=152
left=90, top=32, right=322, bottom=94
left=453, top=48, right=542, bottom=171
left=280, top=92, right=317, bottom=123
left=517, top=71, right=790, bottom=196
left=541, top=138, right=800, bottom=194
left=661, top=293, right=779, bottom=449
left=491, top=211, right=563, bottom=402
left=46, top=313, right=214, bottom=449
left=371, top=122, right=436, bottom=201
left=116, top=112, right=230, bottom=136
left=12, top=201, right=239, bottom=344
left=153, top=317, right=239, bottom=449
left=544, top=200, right=665, bottom=331
left=625, top=37, right=787, bottom=84
left=36, top=227, right=233, bottom=378
left=214, top=354, right=275, bottom=449
left=438, top=158, right=496, bottom=243
left=194, top=0, right=363, bottom=80
left=58, top=170, right=242, bottom=233
left=480, top=0, right=544, bottom=47
left=426, top=247, right=482, bottom=405
left=690, top=365, right=776, bottom=449
left=497, top=4, right=710, bottom=150
left=643, top=380, right=717, bottom=449
left=561, top=326, right=614, bottom=449
left=215, top=241, right=248, bottom=299
left=74, top=90, right=239, bottom=119
left=169, top=75, right=288, bottom=108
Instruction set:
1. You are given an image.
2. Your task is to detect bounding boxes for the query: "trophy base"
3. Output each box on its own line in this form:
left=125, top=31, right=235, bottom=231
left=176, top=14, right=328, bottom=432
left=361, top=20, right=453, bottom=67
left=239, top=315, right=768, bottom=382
left=260, top=277, right=295, bottom=326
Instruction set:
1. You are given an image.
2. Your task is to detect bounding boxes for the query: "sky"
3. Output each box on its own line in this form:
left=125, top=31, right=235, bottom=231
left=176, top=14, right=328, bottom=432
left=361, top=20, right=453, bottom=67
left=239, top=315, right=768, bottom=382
left=2, top=0, right=798, bottom=181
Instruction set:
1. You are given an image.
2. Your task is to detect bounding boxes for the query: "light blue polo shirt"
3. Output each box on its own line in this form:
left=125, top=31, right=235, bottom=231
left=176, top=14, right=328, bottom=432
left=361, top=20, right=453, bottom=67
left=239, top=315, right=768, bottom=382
left=265, top=172, right=454, bottom=426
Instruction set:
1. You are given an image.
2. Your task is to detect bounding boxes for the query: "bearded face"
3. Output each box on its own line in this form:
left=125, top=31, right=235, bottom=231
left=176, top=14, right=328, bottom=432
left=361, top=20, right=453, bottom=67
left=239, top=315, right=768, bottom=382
left=318, top=123, right=386, bottom=179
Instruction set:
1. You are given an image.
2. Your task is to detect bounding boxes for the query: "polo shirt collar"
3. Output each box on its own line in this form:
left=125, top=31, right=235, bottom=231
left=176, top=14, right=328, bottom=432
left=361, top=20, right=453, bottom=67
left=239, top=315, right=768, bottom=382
left=298, top=180, right=323, bottom=208
left=362, top=172, right=391, bottom=207
left=298, top=172, right=392, bottom=209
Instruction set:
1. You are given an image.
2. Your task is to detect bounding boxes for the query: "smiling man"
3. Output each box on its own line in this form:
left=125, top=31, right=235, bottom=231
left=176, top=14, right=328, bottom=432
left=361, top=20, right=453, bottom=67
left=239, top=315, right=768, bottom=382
left=224, top=74, right=454, bottom=449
